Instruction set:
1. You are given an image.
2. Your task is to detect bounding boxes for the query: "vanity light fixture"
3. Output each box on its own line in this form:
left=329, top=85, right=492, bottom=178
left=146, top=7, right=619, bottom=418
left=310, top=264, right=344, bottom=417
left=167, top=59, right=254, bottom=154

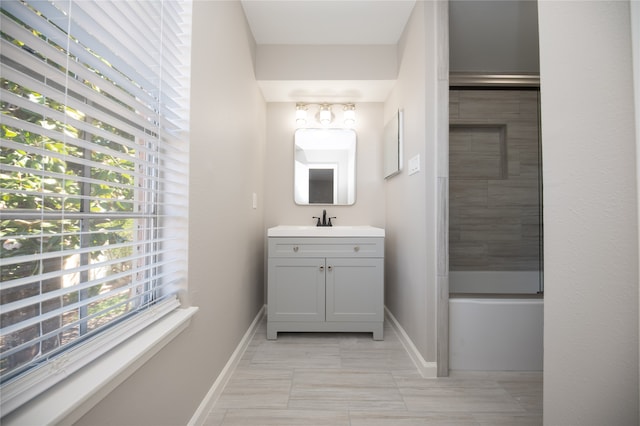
left=294, top=102, right=356, bottom=127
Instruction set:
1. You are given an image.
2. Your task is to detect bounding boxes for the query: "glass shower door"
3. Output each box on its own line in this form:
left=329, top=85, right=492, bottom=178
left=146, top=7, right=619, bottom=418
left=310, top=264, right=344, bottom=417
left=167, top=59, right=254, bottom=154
left=449, top=88, right=543, bottom=295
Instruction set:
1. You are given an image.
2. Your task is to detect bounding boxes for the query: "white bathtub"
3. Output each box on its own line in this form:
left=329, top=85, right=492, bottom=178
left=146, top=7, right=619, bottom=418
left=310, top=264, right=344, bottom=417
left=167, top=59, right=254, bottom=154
left=449, top=297, right=543, bottom=371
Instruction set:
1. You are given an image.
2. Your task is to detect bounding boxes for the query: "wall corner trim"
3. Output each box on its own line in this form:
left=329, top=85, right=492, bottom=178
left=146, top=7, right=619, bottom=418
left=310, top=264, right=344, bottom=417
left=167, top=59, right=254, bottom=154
left=385, top=307, right=438, bottom=378
left=188, top=305, right=265, bottom=426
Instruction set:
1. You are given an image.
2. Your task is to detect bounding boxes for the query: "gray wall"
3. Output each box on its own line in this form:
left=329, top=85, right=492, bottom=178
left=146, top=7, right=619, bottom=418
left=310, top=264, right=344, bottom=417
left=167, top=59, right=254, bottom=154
left=539, top=1, right=638, bottom=424
left=76, top=2, right=267, bottom=424
left=449, top=0, right=539, bottom=74
left=384, top=0, right=446, bottom=367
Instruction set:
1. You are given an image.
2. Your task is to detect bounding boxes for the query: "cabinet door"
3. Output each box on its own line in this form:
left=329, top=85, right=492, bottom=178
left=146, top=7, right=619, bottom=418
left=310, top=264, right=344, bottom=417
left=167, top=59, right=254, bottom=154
left=268, top=258, right=325, bottom=322
left=325, top=258, right=383, bottom=322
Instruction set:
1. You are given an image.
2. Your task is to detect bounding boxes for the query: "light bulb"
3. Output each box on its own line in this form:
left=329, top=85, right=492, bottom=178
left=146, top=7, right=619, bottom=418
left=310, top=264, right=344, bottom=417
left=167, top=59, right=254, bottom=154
left=319, top=105, right=332, bottom=126
left=343, top=104, right=355, bottom=127
left=295, top=104, right=307, bottom=126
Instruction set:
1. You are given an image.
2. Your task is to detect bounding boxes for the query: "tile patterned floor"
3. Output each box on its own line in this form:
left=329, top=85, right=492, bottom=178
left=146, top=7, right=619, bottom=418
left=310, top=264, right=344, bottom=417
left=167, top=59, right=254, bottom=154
left=204, top=319, right=542, bottom=425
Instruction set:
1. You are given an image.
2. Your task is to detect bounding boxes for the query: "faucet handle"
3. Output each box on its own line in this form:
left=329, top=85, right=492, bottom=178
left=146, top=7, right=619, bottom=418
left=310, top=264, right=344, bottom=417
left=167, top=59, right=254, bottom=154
left=312, top=216, right=322, bottom=226
left=327, top=217, right=336, bottom=227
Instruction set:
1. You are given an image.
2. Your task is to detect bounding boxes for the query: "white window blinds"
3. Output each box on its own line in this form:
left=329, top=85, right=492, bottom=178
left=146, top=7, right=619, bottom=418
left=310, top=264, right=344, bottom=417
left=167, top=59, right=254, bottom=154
left=0, top=0, right=191, bottom=414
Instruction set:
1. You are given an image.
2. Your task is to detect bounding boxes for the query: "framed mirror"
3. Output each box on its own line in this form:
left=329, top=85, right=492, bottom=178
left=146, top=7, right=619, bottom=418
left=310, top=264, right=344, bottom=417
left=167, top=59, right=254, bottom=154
left=294, top=128, right=356, bottom=205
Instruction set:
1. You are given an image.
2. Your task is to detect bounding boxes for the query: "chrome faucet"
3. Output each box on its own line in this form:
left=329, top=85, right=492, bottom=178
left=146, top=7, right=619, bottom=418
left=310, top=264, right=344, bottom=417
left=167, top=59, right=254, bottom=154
left=313, top=209, right=336, bottom=227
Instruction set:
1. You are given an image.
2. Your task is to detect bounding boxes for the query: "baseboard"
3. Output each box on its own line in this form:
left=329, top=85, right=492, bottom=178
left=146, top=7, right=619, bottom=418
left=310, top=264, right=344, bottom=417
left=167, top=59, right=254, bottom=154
left=188, top=305, right=265, bottom=426
left=385, top=306, right=438, bottom=378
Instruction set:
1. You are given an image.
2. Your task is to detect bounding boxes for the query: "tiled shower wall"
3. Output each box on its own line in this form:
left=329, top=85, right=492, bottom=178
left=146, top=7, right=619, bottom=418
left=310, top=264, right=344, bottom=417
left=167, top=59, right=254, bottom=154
left=449, top=89, right=541, bottom=271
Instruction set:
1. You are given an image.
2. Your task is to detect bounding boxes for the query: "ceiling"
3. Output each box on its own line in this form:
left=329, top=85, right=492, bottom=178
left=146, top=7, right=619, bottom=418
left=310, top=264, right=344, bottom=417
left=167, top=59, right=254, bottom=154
left=240, top=1, right=416, bottom=102
left=240, top=1, right=416, bottom=45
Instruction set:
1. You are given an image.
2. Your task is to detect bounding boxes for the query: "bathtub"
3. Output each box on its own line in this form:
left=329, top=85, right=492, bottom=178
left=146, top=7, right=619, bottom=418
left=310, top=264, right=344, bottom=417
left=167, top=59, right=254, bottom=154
left=449, top=296, right=543, bottom=371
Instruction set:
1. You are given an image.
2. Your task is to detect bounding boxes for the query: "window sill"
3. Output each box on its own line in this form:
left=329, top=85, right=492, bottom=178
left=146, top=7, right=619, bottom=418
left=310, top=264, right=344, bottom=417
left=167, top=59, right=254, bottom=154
left=2, top=306, right=199, bottom=426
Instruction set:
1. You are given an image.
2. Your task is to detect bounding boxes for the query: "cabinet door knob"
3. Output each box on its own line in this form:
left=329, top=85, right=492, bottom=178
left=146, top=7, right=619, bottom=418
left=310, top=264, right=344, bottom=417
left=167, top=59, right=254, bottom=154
left=327, top=265, right=333, bottom=272
left=319, top=265, right=324, bottom=271
left=293, top=246, right=299, bottom=252
left=354, top=246, right=360, bottom=252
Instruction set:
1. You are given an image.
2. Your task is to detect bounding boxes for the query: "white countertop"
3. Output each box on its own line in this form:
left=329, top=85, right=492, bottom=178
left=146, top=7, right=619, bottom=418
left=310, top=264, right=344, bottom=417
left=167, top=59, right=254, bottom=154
left=268, top=225, right=385, bottom=238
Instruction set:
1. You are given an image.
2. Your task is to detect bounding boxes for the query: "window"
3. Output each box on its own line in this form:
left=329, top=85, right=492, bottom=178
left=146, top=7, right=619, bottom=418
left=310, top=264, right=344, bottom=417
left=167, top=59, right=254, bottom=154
left=0, top=0, right=191, bottom=415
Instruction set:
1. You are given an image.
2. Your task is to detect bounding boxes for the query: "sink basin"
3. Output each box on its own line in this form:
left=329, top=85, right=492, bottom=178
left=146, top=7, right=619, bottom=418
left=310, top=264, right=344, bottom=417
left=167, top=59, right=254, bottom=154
left=268, top=225, right=385, bottom=238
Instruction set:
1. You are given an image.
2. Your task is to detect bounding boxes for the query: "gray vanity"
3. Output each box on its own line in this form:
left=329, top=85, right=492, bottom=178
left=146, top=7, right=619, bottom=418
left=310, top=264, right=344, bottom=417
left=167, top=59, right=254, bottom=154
left=267, top=225, right=385, bottom=340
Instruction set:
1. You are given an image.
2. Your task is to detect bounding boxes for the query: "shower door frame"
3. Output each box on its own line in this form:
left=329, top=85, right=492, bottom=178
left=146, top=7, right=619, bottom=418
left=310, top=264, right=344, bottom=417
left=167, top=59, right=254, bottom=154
left=438, top=73, right=542, bottom=376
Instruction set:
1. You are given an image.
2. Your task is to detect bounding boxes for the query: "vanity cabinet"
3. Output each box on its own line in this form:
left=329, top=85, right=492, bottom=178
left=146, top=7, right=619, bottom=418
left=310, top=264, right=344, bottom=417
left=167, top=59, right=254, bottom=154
left=267, top=233, right=384, bottom=340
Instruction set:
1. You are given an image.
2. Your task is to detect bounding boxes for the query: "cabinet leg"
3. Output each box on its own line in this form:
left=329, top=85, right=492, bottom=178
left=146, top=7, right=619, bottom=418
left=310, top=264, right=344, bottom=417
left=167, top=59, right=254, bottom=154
left=372, top=323, right=384, bottom=341
left=267, top=324, right=277, bottom=340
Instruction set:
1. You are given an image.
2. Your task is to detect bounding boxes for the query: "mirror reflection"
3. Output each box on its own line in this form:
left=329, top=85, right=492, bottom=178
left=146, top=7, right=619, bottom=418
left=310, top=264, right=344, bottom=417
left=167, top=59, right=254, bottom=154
left=294, top=128, right=356, bottom=205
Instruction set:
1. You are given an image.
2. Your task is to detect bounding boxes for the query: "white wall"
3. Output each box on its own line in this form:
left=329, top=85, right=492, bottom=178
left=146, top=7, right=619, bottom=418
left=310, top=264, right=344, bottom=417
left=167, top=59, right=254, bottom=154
left=76, top=2, right=267, bottom=424
left=538, top=1, right=639, bottom=425
left=256, top=45, right=397, bottom=81
left=264, top=102, right=386, bottom=230
left=384, top=0, right=440, bottom=367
